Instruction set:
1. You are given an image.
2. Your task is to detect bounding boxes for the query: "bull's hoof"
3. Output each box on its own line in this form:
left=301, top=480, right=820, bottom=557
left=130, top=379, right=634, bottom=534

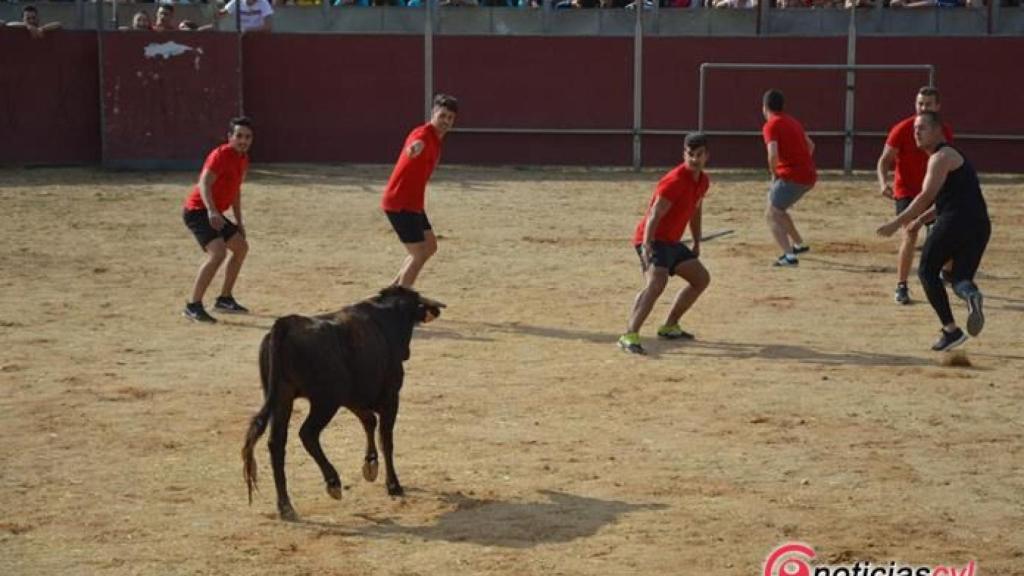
left=327, top=482, right=343, bottom=500
left=362, top=459, right=379, bottom=482
left=387, top=482, right=404, bottom=497
left=279, top=505, right=299, bottom=522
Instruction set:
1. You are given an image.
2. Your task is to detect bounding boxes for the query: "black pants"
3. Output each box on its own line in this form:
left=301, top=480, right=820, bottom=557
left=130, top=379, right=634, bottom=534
left=918, top=216, right=991, bottom=326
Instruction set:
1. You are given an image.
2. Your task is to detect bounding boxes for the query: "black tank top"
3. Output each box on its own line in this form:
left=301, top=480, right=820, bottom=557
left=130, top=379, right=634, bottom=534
left=934, top=143, right=989, bottom=222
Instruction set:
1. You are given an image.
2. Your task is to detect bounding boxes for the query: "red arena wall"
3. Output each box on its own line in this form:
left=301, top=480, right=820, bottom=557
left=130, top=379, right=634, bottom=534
left=0, top=31, right=100, bottom=165
left=2, top=34, right=1021, bottom=172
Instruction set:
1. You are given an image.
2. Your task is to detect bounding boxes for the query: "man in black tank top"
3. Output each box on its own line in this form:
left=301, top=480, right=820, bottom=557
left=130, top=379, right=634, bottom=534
left=876, top=111, right=990, bottom=352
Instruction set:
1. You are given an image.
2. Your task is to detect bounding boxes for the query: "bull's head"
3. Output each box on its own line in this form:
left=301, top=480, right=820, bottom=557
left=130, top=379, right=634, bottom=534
left=375, top=285, right=446, bottom=324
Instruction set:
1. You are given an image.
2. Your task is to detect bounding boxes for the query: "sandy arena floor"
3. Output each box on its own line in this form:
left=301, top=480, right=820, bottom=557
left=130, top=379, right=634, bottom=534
left=1, top=164, right=1022, bottom=576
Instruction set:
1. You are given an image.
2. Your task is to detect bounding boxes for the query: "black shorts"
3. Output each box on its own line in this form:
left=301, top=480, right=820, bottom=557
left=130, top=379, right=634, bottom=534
left=635, top=242, right=696, bottom=276
left=895, top=197, right=913, bottom=216
left=386, top=210, right=432, bottom=244
left=183, top=209, right=240, bottom=249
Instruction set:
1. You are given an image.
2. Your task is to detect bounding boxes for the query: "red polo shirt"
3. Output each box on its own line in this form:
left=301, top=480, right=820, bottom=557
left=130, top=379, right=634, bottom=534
left=633, top=163, right=710, bottom=245
left=886, top=115, right=954, bottom=200
left=183, top=144, right=249, bottom=212
left=381, top=123, right=442, bottom=213
left=762, top=112, right=817, bottom=186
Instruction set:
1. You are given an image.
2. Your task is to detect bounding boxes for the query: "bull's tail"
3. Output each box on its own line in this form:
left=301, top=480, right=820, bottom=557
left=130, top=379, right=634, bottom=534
left=242, top=318, right=289, bottom=505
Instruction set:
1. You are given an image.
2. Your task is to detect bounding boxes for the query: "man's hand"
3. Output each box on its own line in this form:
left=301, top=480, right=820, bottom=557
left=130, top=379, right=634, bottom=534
left=208, top=210, right=225, bottom=231
left=876, top=220, right=900, bottom=238
left=640, top=242, right=653, bottom=271
left=237, top=223, right=246, bottom=238
left=907, top=217, right=924, bottom=234
left=880, top=184, right=893, bottom=199
left=691, top=243, right=700, bottom=258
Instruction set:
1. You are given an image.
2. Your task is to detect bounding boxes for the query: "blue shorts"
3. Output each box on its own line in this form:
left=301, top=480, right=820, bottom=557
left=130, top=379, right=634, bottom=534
left=769, top=179, right=812, bottom=210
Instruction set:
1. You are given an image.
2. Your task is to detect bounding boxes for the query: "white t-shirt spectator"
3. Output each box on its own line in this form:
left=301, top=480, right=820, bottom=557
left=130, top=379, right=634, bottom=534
left=222, top=0, right=273, bottom=32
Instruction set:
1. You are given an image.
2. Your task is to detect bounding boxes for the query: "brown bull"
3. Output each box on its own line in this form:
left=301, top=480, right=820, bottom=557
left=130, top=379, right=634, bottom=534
left=242, top=285, right=444, bottom=520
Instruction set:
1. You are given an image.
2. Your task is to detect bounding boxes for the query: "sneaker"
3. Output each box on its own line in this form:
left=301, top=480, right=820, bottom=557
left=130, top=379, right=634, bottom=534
left=931, top=328, right=967, bottom=352
left=773, top=254, right=799, bottom=267
left=657, top=324, right=695, bottom=340
left=894, top=283, right=910, bottom=305
left=965, top=291, right=984, bottom=337
left=791, top=244, right=810, bottom=254
left=617, top=333, right=646, bottom=355
left=184, top=302, right=217, bottom=323
left=214, top=295, right=249, bottom=314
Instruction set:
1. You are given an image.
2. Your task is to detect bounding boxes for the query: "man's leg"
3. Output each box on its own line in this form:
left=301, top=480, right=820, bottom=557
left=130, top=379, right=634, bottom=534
left=220, top=232, right=249, bottom=298
left=190, top=238, right=227, bottom=304
left=626, top=268, right=668, bottom=335
left=950, top=219, right=991, bottom=337
left=918, top=220, right=965, bottom=350
left=766, top=204, right=793, bottom=255
left=663, top=259, right=710, bottom=328
left=777, top=208, right=804, bottom=248
left=394, top=230, right=437, bottom=288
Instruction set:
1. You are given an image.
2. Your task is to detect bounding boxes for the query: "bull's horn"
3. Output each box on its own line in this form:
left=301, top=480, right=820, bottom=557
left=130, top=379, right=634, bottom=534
left=420, top=296, right=446, bottom=308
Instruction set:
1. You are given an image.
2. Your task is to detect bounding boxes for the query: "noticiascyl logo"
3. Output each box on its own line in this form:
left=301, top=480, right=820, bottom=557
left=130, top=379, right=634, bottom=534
left=764, top=542, right=816, bottom=576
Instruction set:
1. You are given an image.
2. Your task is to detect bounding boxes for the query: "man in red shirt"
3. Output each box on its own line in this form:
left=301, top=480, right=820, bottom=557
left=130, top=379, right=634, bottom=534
left=876, top=86, right=952, bottom=305
left=382, top=93, right=458, bottom=288
left=619, top=134, right=712, bottom=355
left=761, top=89, right=816, bottom=267
left=181, top=117, right=253, bottom=323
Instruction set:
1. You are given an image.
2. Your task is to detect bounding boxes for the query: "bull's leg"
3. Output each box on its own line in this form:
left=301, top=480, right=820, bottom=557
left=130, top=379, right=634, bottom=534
left=350, top=408, right=379, bottom=482
left=268, top=401, right=297, bottom=521
left=299, top=402, right=343, bottom=500
left=379, top=399, right=403, bottom=496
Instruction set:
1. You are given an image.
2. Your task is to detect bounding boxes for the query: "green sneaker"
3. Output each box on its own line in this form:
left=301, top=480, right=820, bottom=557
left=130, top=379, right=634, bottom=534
left=617, top=332, right=645, bottom=355
left=657, top=324, right=695, bottom=340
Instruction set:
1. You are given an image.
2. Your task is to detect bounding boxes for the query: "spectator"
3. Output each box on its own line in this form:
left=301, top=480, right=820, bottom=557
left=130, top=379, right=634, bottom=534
left=180, top=19, right=216, bottom=31
left=891, top=0, right=962, bottom=6
left=713, top=0, right=757, bottom=8
left=6, top=5, right=62, bottom=39
left=217, top=0, right=274, bottom=33
left=153, top=4, right=178, bottom=31
left=120, top=11, right=152, bottom=31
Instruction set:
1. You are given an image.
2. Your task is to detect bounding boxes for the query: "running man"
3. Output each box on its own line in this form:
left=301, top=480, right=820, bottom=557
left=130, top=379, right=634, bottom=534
left=876, top=111, right=989, bottom=352
left=761, top=89, right=816, bottom=267
left=876, top=86, right=953, bottom=304
left=619, top=134, right=712, bottom=355
left=182, top=117, right=254, bottom=323
left=381, top=94, right=458, bottom=288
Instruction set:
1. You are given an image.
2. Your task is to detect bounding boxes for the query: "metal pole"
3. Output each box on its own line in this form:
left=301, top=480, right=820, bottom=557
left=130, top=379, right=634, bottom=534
left=96, top=0, right=106, bottom=167
left=424, top=0, right=435, bottom=121
left=697, top=63, right=706, bottom=133
left=632, top=1, right=643, bottom=171
left=843, top=6, right=856, bottom=175
left=237, top=2, right=244, bottom=116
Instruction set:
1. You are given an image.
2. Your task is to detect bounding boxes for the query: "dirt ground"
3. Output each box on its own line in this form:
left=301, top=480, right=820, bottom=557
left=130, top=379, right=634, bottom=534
left=1, top=164, right=1022, bottom=576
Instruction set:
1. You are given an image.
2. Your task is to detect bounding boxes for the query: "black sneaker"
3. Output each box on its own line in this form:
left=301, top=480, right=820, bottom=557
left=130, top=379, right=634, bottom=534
left=894, top=283, right=910, bottom=305
left=184, top=302, right=217, bottom=324
left=931, top=328, right=967, bottom=352
left=214, top=295, right=249, bottom=314
left=773, top=254, right=799, bottom=267
left=965, top=291, right=984, bottom=337
left=791, top=244, right=810, bottom=254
